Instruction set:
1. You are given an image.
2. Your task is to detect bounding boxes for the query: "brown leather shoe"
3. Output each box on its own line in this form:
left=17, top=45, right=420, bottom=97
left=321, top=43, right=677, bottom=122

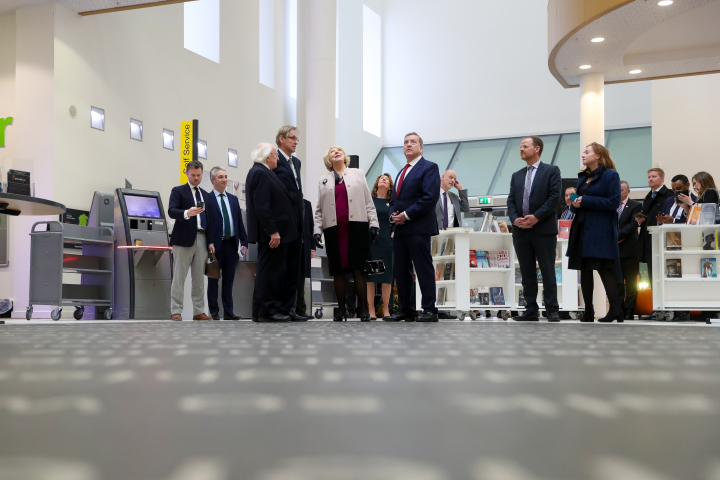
left=171, top=314, right=182, bottom=321
left=193, top=313, right=212, bottom=321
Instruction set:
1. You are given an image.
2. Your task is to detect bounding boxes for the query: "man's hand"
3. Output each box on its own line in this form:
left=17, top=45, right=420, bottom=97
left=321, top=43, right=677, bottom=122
left=311, top=250, right=315, bottom=259
left=657, top=214, right=674, bottom=225
left=572, top=197, right=582, bottom=209
left=208, top=244, right=215, bottom=254
left=240, top=246, right=247, bottom=256
left=454, top=179, right=463, bottom=190
left=677, top=193, right=693, bottom=206
left=635, top=215, right=646, bottom=225
left=391, top=212, right=407, bottom=225
left=187, top=206, right=204, bottom=217
left=269, top=232, right=281, bottom=248
left=513, top=217, right=528, bottom=229
left=524, top=215, right=538, bottom=226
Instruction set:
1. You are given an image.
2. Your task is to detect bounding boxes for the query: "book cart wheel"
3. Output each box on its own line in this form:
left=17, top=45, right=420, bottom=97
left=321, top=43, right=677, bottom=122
left=499, top=310, right=509, bottom=320
left=73, top=306, right=85, bottom=320
left=51, top=307, right=62, bottom=321
left=26, top=306, right=33, bottom=321
left=314, top=309, right=323, bottom=319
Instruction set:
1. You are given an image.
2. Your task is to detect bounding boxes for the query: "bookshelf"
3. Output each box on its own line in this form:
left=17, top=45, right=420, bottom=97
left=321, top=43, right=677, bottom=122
left=652, top=224, right=720, bottom=319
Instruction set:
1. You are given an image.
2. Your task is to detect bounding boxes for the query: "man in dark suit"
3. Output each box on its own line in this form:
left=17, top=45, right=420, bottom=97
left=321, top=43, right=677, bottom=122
left=557, top=187, right=577, bottom=220
left=206, top=167, right=249, bottom=320
left=295, top=200, right=316, bottom=319
left=274, top=125, right=306, bottom=322
left=635, top=167, right=673, bottom=281
left=245, top=143, right=300, bottom=322
left=167, top=160, right=215, bottom=321
left=385, top=132, right=441, bottom=323
left=617, top=180, right=642, bottom=320
left=507, top=136, right=562, bottom=322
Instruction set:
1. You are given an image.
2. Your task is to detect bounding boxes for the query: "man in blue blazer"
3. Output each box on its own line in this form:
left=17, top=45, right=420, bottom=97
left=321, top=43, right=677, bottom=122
left=507, top=136, right=562, bottom=322
left=385, top=132, right=441, bottom=322
left=206, top=167, right=249, bottom=320
left=167, top=160, right=215, bottom=321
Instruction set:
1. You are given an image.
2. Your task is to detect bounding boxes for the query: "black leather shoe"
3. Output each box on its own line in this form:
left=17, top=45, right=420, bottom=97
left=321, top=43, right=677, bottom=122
left=546, top=311, right=561, bottom=322
left=288, top=311, right=308, bottom=322
left=257, top=313, right=290, bottom=322
left=417, top=312, right=439, bottom=322
left=383, top=312, right=417, bottom=322
left=333, top=315, right=346, bottom=322
left=437, top=312, right=457, bottom=319
left=211, top=312, right=221, bottom=320
left=224, top=311, right=240, bottom=320
left=514, top=311, right=539, bottom=321
left=296, top=311, right=314, bottom=321
left=598, top=313, right=624, bottom=323
left=581, top=308, right=595, bottom=322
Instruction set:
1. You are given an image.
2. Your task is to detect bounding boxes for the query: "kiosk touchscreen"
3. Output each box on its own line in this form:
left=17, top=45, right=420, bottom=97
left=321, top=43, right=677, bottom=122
left=113, top=189, right=172, bottom=319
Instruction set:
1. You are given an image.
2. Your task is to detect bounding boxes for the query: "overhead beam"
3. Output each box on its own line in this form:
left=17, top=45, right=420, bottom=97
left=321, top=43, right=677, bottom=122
left=78, top=0, right=195, bottom=17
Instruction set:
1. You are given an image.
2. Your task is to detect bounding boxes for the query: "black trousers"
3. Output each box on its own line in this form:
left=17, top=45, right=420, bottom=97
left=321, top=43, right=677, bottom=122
left=253, top=240, right=294, bottom=318
left=513, top=233, right=559, bottom=314
left=280, top=237, right=302, bottom=314
left=295, top=248, right=307, bottom=315
left=207, top=237, right=240, bottom=315
left=619, top=256, right=639, bottom=316
left=394, top=234, right=436, bottom=314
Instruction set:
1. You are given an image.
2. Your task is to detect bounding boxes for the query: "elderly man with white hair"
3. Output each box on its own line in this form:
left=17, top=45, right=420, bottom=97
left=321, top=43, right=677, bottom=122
left=245, top=143, right=300, bottom=322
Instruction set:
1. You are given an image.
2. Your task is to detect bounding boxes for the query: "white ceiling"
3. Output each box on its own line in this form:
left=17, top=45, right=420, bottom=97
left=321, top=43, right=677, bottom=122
left=553, top=0, right=720, bottom=87
left=0, top=0, right=188, bottom=16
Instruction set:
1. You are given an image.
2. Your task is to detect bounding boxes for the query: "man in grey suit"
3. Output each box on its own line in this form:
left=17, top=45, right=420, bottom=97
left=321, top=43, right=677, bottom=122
left=435, top=170, right=469, bottom=320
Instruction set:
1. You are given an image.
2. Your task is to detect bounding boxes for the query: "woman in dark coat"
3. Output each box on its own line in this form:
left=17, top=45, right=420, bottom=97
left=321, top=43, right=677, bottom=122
left=367, top=174, right=395, bottom=320
left=314, top=146, right=379, bottom=321
left=566, top=142, right=623, bottom=323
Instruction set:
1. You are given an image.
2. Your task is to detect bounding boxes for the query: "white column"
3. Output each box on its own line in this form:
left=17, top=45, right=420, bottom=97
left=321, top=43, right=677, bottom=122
left=12, top=5, right=55, bottom=318
left=579, top=73, right=607, bottom=318
left=303, top=0, right=336, bottom=209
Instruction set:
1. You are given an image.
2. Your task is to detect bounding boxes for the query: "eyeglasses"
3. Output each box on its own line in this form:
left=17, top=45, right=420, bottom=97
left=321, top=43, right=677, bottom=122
left=287, top=136, right=300, bottom=142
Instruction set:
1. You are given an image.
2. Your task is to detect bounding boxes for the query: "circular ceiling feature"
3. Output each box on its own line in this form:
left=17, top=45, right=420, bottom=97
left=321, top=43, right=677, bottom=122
left=591, top=37, right=605, bottom=43
left=629, top=69, right=642, bottom=74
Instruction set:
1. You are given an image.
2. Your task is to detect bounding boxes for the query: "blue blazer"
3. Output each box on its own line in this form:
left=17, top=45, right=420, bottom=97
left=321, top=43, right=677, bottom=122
left=507, top=162, right=562, bottom=237
left=569, top=166, right=621, bottom=262
left=167, top=183, right=213, bottom=248
left=662, top=193, right=696, bottom=224
left=389, top=157, right=440, bottom=237
left=205, top=190, right=248, bottom=249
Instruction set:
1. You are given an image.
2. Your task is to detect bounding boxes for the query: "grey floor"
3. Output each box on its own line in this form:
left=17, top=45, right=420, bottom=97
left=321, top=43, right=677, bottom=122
left=1, top=320, right=720, bottom=480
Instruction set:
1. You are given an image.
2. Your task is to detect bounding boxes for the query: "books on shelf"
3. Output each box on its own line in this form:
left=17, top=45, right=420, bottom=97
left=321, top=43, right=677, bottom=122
left=555, top=266, right=562, bottom=283
left=488, top=251, right=498, bottom=268
left=443, top=262, right=453, bottom=280
left=477, top=251, right=489, bottom=268
left=666, top=231, right=682, bottom=250
left=472, top=250, right=509, bottom=269
left=431, top=238, right=439, bottom=256
left=439, top=238, right=448, bottom=256
left=699, top=204, right=718, bottom=226
left=701, top=258, right=717, bottom=278
left=470, top=250, right=477, bottom=267
left=478, top=287, right=490, bottom=305
left=496, top=250, right=510, bottom=268
left=435, top=263, right=443, bottom=281
left=687, top=205, right=702, bottom=225
left=489, top=287, right=505, bottom=305
left=558, top=220, right=572, bottom=239
left=437, top=287, right=446, bottom=305
left=518, top=289, right=526, bottom=307
left=666, top=258, right=682, bottom=278
left=702, top=230, right=717, bottom=250
left=470, top=288, right=479, bottom=304
left=447, top=238, right=455, bottom=255
left=515, top=267, right=522, bottom=284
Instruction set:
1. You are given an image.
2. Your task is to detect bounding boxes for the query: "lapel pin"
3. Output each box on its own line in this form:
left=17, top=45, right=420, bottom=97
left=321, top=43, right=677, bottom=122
left=323, top=179, right=328, bottom=185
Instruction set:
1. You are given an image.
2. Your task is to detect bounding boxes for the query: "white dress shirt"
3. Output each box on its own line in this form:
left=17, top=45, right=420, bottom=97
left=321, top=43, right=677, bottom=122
left=279, top=149, right=299, bottom=189
left=213, top=188, right=234, bottom=238
left=397, top=155, right=422, bottom=221
left=440, top=188, right=455, bottom=228
left=183, top=183, right=203, bottom=230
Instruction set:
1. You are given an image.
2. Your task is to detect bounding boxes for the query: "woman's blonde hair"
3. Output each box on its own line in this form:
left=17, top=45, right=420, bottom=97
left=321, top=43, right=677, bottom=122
left=582, top=142, right=617, bottom=172
left=692, top=171, right=717, bottom=197
left=371, top=173, right=394, bottom=199
left=323, top=146, right=350, bottom=171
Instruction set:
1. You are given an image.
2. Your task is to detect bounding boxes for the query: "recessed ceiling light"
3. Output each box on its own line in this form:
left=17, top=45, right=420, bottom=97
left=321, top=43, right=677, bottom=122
left=658, top=1, right=673, bottom=6
left=629, top=69, right=642, bottom=74
left=579, top=65, right=592, bottom=69
left=591, top=37, right=605, bottom=43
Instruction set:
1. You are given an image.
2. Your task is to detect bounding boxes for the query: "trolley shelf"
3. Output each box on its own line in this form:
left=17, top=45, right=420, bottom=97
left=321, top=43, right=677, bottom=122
left=63, top=268, right=113, bottom=274
left=63, top=237, right=113, bottom=245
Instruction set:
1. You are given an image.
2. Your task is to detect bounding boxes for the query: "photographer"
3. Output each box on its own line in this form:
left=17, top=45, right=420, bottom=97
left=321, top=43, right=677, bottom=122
left=656, top=175, right=696, bottom=225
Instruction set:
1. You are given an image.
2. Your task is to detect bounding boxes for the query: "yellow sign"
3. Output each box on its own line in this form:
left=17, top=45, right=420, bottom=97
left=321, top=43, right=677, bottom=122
left=180, top=120, right=196, bottom=184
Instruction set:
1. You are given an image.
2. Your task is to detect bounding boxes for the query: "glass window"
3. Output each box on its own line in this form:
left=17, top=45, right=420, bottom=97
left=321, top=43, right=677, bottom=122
left=422, top=143, right=459, bottom=171
left=365, top=147, right=404, bottom=188
left=362, top=5, right=381, bottom=136
left=606, top=127, right=652, bottom=188
left=491, top=135, right=559, bottom=196
left=552, top=133, right=580, bottom=179
left=448, top=139, right=509, bottom=196
left=259, top=0, right=275, bottom=88
left=184, top=0, right=220, bottom=63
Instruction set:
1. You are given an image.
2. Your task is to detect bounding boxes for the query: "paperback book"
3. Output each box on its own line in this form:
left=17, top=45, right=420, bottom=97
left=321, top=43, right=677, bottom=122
left=446, top=237, right=455, bottom=255
left=496, top=250, right=510, bottom=268
left=666, top=231, right=682, bottom=251
left=488, top=251, right=498, bottom=268
left=666, top=258, right=682, bottom=278
left=470, top=288, right=479, bottom=304
left=439, top=238, right=448, bottom=256
left=701, top=258, right=717, bottom=278
left=699, top=204, right=718, bottom=226
left=702, top=230, right=717, bottom=250
left=443, top=262, right=453, bottom=280
left=536, top=268, right=543, bottom=281
left=558, top=220, right=572, bottom=239
left=435, top=263, right=443, bottom=281
left=687, top=205, right=702, bottom=225
left=478, top=287, right=490, bottom=305
left=489, top=287, right=505, bottom=306
left=514, top=267, right=522, bottom=284
left=437, top=287, right=446, bottom=306
left=431, top=239, right=439, bottom=256
left=518, top=289, right=526, bottom=307
left=470, top=250, right=478, bottom=267
left=477, top=251, right=489, bottom=268
left=555, top=266, right=562, bottom=283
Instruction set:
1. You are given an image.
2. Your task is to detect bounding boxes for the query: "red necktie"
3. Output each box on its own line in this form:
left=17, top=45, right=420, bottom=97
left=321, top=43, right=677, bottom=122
left=396, top=163, right=411, bottom=195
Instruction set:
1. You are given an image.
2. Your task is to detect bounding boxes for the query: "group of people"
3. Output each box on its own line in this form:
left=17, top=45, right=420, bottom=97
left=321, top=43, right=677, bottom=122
left=165, top=124, right=718, bottom=323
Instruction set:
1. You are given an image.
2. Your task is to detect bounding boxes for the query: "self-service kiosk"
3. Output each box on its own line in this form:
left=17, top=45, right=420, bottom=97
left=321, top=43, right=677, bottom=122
left=113, top=188, right=172, bottom=319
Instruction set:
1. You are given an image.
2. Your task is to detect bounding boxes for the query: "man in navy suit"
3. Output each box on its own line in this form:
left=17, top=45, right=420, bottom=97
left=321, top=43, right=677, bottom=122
left=168, top=160, right=215, bottom=321
left=385, top=132, right=441, bottom=322
left=274, top=125, right=307, bottom=321
left=507, top=136, right=562, bottom=322
left=206, top=167, right=249, bottom=320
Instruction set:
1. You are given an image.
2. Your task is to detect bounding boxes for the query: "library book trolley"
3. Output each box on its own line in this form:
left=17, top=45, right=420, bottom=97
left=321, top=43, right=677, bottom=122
left=27, top=221, right=114, bottom=320
left=651, top=224, right=720, bottom=321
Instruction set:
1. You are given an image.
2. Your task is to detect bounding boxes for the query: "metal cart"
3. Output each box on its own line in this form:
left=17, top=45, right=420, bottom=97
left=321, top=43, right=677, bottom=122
left=309, top=250, right=338, bottom=319
left=28, top=221, right=114, bottom=320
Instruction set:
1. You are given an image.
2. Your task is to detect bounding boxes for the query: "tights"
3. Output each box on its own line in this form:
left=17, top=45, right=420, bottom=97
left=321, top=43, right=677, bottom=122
left=580, top=267, right=622, bottom=319
left=334, top=270, right=369, bottom=317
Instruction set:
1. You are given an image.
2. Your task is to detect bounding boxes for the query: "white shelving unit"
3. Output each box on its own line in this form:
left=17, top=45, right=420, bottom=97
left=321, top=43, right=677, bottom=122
left=418, top=229, right=515, bottom=318
left=651, top=224, right=720, bottom=319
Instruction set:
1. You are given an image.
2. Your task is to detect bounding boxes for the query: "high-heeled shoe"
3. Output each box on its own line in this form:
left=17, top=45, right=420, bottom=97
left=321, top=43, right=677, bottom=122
left=333, top=315, right=346, bottom=322
left=581, top=308, right=595, bottom=322
left=598, top=311, right=624, bottom=323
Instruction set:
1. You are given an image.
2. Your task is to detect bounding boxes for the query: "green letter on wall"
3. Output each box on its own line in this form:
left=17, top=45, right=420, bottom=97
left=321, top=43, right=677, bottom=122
left=0, top=117, right=13, bottom=147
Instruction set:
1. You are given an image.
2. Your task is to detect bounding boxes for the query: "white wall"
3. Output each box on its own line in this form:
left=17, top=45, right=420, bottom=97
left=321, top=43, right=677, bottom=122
left=652, top=73, right=720, bottom=180
left=0, top=13, right=16, bottom=300
left=382, top=0, right=652, bottom=146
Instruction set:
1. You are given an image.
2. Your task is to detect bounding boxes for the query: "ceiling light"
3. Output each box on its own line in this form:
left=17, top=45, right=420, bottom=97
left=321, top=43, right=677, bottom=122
left=658, top=1, right=673, bottom=6
left=90, top=106, right=105, bottom=131
left=591, top=37, right=605, bottom=43
left=579, top=65, right=591, bottom=69
left=629, top=69, right=642, bottom=74
left=163, top=129, right=174, bottom=150
left=130, top=119, right=143, bottom=141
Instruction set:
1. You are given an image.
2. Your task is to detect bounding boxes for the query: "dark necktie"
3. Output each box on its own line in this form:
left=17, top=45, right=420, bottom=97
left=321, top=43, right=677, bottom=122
left=219, top=193, right=231, bottom=239
left=443, top=191, right=449, bottom=229
left=193, top=187, right=207, bottom=230
left=652, top=190, right=657, bottom=199
left=396, top=163, right=411, bottom=195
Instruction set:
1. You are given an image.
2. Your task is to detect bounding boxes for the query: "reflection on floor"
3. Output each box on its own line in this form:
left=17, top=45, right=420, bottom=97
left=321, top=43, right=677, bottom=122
left=1, top=320, right=720, bottom=480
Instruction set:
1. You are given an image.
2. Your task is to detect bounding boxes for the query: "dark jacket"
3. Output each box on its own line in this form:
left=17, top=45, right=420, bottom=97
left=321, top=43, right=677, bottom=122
left=661, top=193, right=696, bottom=224
left=275, top=151, right=304, bottom=231
left=389, top=157, right=441, bottom=237
left=167, top=183, right=213, bottom=248
left=638, top=185, right=674, bottom=263
left=245, top=163, right=299, bottom=245
left=507, top=161, right=562, bottom=236
left=302, top=200, right=316, bottom=278
left=569, top=166, right=621, bottom=260
left=205, top=189, right=248, bottom=249
left=618, top=198, right=642, bottom=258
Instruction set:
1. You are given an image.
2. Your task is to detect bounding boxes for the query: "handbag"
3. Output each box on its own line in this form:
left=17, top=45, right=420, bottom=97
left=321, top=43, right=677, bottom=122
left=205, top=252, right=221, bottom=279
left=364, top=239, right=386, bottom=275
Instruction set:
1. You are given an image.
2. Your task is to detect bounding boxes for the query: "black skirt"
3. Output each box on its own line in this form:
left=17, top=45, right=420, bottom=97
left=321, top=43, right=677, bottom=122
left=324, top=221, right=370, bottom=276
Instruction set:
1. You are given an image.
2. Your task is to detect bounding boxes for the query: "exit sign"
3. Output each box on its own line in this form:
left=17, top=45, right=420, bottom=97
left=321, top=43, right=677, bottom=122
left=477, top=196, right=492, bottom=206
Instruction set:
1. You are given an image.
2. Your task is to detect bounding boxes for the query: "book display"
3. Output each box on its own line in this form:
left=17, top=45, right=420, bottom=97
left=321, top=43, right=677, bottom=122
left=699, top=204, right=718, bottom=226
left=666, top=259, right=682, bottom=278
left=702, top=230, right=717, bottom=250
left=666, top=232, right=682, bottom=250
left=701, top=258, right=716, bottom=278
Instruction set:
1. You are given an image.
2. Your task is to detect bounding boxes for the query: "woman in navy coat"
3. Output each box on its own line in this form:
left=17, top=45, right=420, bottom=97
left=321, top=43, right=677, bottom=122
left=566, top=142, right=623, bottom=323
